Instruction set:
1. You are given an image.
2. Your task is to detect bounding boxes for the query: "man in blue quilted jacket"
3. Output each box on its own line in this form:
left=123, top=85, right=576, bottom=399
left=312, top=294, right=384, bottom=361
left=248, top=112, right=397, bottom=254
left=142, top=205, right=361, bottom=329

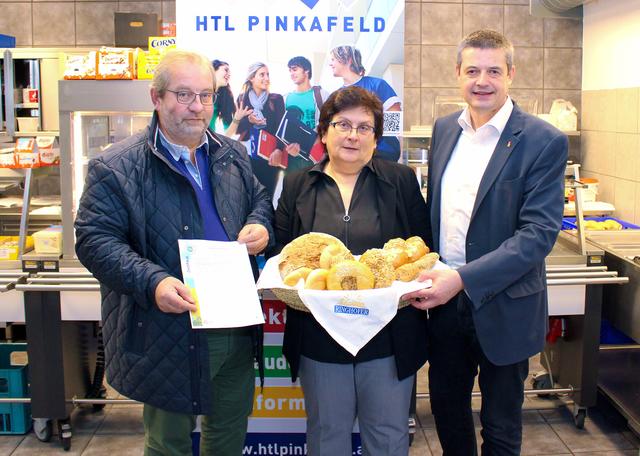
left=75, top=50, right=274, bottom=455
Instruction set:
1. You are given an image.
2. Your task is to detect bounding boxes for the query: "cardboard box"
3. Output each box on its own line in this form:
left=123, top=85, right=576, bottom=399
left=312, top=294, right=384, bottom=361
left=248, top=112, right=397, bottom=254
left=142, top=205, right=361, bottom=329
left=13, top=138, right=39, bottom=168
left=0, top=148, right=15, bottom=168
left=115, top=12, right=159, bottom=49
left=96, top=47, right=135, bottom=80
left=63, top=52, right=96, bottom=80
left=36, top=136, right=60, bottom=166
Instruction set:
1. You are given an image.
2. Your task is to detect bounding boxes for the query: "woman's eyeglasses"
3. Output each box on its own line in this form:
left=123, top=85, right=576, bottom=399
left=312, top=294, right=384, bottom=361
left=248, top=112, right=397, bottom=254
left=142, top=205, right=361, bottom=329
left=329, top=120, right=375, bottom=136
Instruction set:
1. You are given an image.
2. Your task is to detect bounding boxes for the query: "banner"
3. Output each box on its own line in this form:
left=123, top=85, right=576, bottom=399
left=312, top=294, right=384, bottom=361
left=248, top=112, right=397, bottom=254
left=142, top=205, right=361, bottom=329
left=178, top=2, right=403, bottom=452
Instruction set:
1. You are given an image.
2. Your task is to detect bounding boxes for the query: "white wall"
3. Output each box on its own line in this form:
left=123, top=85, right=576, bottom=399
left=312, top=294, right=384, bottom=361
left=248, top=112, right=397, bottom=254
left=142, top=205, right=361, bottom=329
left=583, top=0, right=640, bottom=90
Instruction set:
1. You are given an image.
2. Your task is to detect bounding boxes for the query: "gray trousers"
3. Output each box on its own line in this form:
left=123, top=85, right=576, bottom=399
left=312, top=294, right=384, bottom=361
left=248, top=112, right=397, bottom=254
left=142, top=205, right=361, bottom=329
left=299, top=355, right=414, bottom=456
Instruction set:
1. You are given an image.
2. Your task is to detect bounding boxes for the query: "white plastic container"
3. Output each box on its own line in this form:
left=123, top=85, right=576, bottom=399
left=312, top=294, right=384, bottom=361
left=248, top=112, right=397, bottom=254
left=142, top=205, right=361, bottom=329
left=16, top=117, right=39, bottom=132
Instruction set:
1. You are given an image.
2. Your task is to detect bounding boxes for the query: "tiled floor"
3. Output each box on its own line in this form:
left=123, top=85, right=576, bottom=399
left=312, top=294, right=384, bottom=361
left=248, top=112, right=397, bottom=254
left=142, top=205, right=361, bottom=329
left=0, top=357, right=638, bottom=455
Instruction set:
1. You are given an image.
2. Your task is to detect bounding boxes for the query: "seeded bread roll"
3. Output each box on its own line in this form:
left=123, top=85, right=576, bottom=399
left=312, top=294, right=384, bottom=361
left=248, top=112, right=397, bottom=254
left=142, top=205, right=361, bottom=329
left=359, top=249, right=396, bottom=288
left=279, top=233, right=346, bottom=279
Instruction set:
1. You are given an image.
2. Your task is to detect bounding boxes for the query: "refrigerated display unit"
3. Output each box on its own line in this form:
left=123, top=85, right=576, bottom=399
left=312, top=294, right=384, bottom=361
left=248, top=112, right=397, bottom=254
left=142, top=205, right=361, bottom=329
left=58, top=79, right=153, bottom=261
left=5, top=79, right=153, bottom=450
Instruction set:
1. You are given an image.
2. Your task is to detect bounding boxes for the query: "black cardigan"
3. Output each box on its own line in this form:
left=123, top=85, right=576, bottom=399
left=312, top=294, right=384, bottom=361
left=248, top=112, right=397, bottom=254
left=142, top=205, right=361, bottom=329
left=271, top=157, right=430, bottom=381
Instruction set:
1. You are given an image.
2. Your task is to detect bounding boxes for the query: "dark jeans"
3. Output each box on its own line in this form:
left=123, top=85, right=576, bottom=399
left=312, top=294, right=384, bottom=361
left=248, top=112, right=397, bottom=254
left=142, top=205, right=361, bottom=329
left=428, top=294, right=529, bottom=456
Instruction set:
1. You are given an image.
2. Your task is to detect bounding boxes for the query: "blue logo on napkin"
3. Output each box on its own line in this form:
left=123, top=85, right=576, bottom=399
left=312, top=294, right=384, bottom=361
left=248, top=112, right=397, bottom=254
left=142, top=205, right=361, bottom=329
left=334, top=305, right=369, bottom=315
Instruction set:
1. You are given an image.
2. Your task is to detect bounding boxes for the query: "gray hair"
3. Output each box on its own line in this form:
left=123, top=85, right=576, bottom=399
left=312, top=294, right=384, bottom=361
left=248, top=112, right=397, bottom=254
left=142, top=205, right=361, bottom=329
left=241, top=62, right=268, bottom=97
left=456, top=29, right=514, bottom=71
left=151, top=50, right=215, bottom=95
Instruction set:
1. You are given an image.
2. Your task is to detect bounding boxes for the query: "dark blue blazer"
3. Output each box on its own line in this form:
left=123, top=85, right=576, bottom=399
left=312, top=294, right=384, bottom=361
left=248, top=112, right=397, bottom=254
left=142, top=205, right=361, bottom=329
left=426, top=104, right=568, bottom=366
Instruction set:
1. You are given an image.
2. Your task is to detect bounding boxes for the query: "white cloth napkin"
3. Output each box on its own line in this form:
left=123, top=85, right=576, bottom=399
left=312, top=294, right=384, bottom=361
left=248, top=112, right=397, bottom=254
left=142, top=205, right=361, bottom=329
left=256, top=254, right=447, bottom=355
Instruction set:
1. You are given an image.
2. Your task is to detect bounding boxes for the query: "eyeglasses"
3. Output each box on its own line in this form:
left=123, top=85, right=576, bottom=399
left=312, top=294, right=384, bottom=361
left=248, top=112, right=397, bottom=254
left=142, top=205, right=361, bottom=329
left=329, top=121, right=375, bottom=136
left=166, top=89, right=216, bottom=106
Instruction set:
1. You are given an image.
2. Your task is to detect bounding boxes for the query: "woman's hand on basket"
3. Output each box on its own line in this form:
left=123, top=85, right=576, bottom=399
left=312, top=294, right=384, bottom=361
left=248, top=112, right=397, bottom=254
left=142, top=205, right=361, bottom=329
left=401, top=269, right=463, bottom=310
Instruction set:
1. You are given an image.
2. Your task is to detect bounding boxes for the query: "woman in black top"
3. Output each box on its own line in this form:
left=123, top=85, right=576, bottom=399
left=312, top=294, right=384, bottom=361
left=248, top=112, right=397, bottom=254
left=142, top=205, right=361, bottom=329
left=272, top=86, right=430, bottom=456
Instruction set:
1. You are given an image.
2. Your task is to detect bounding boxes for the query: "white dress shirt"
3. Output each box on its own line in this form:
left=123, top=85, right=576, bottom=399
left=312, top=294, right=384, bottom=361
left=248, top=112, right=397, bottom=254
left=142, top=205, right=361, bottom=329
left=439, top=97, right=514, bottom=269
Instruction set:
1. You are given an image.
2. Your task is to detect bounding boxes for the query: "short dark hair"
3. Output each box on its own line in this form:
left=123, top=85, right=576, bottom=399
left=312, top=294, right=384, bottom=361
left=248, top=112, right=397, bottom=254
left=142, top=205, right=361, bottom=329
left=212, top=59, right=229, bottom=71
left=287, top=56, right=312, bottom=79
left=317, top=86, right=383, bottom=141
left=457, top=29, right=514, bottom=71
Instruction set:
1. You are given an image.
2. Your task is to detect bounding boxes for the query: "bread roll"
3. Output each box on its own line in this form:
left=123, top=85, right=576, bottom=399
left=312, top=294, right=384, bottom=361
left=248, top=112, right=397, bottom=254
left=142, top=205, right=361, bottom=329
left=405, top=241, right=428, bottom=263
left=395, top=252, right=440, bottom=282
left=305, top=269, right=329, bottom=290
left=279, top=233, right=346, bottom=278
left=283, top=267, right=312, bottom=287
left=414, top=252, right=439, bottom=271
left=384, top=247, right=410, bottom=268
left=327, top=260, right=375, bottom=290
left=359, top=248, right=395, bottom=288
left=319, top=243, right=355, bottom=269
left=383, top=238, right=407, bottom=250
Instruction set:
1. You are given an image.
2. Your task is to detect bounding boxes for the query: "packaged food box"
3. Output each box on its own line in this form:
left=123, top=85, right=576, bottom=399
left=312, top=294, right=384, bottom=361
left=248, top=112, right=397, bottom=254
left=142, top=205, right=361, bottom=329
left=35, top=136, right=60, bottom=166
left=148, top=36, right=176, bottom=55
left=63, top=52, right=96, bottom=80
left=0, top=236, right=33, bottom=261
left=0, top=147, right=15, bottom=168
left=22, top=88, right=38, bottom=104
left=136, top=50, right=162, bottom=80
left=161, top=22, right=176, bottom=37
left=33, top=226, right=62, bottom=255
left=96, top=47, right=134, bottom=80
left=14, top=138, right=39, bottom=168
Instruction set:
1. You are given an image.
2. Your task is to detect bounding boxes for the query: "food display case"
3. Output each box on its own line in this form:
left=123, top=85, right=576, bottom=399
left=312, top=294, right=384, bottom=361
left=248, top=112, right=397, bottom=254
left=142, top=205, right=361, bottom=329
left=58, top=79, right=153, bottom=261
left=0, top=80, right=153, bottom=450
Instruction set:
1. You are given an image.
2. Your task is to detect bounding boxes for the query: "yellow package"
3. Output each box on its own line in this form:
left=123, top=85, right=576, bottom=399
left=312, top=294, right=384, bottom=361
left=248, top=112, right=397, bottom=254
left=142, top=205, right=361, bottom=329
left=148, top=36, right=176, bottom=55
left=0, top=236, right=34, bottom=260
left=137, top=51, right=162, bottom=80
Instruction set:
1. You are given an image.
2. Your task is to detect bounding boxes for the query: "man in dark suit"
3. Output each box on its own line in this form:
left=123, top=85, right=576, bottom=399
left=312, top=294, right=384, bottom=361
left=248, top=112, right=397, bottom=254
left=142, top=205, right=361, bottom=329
left=403, top=30, right=568, bottom=454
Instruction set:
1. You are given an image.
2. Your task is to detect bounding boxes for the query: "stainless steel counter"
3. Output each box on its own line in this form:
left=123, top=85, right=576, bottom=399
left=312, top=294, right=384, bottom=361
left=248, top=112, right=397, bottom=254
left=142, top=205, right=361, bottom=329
left=577, top=230, right=640, bottom=342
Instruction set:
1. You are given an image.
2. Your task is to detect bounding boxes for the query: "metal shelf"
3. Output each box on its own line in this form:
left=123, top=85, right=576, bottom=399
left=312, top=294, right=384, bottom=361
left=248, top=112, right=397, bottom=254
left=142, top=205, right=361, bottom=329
left=13, top=131, right=59, bottom=137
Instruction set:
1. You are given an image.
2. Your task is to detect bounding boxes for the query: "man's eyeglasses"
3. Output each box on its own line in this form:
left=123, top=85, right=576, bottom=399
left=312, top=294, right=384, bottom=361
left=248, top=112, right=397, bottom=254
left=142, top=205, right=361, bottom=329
left=166, top=89, right=216, bottom=106
left=329, top=120, right=375, bottom=136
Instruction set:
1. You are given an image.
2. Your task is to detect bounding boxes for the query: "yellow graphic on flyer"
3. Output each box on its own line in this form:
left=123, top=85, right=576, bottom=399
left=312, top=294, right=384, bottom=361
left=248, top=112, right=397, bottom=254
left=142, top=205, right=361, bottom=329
left=186, top=283, right=203, bottom=327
